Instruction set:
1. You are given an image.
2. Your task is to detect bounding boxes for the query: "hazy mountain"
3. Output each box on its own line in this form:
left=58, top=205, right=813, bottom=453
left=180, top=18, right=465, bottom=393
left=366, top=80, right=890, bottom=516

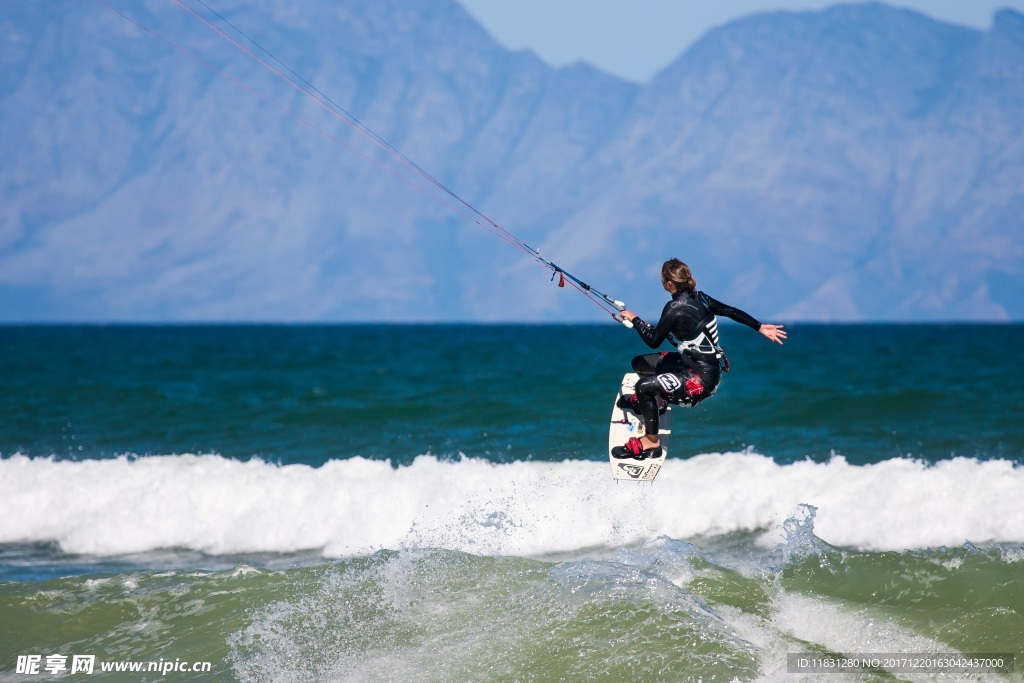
left=1, top=1, right=1021, bottom=321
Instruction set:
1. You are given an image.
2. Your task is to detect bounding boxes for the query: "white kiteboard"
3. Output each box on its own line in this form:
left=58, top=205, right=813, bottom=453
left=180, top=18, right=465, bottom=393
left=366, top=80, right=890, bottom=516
left=609, top=372, right=670, bottom=481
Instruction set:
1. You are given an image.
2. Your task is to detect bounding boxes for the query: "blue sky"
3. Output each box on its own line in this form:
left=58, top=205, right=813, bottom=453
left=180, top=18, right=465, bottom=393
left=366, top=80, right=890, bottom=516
left=458, top=0, right=1024, bottom=82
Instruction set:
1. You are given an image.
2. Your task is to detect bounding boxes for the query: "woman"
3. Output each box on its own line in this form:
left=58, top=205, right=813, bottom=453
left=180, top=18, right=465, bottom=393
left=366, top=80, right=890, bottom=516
left=613, top=259, right=786, bottom=459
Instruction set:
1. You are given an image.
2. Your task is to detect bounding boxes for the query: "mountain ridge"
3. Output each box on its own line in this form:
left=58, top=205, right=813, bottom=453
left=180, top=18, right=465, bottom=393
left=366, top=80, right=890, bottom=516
left=0, top=1, right=1021, bottom=321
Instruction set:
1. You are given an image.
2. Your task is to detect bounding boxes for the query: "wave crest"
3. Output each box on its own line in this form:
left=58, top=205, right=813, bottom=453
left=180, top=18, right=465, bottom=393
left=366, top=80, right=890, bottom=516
left=1, top=452, right=1021, bottom=556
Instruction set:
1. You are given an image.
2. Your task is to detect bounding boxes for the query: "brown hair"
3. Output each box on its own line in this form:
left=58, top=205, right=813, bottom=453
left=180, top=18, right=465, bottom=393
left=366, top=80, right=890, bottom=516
left=661, top=259, right=696, bottom=292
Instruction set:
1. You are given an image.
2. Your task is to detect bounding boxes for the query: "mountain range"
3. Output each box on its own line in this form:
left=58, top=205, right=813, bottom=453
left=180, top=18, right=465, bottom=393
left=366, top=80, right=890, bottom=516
left=1, top=0, right=1022, bottom=321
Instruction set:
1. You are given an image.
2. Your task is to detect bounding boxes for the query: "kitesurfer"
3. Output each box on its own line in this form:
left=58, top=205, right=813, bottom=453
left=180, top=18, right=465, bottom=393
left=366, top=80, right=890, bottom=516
left=612, top=259, right=786, bottom=459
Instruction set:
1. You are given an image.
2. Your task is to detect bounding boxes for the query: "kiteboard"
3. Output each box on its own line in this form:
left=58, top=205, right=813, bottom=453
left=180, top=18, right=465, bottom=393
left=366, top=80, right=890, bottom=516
left=609, top=373, right=670, bottom=481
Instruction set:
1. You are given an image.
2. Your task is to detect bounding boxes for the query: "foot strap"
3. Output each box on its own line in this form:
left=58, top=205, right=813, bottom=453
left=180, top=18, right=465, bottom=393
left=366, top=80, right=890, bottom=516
left=611, top=437, right=662, bottom=461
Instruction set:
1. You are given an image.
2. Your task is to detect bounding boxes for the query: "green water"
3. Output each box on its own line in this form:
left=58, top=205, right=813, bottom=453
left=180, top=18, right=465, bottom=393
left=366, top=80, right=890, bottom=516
left=3, top=537, right=1021, bottom=682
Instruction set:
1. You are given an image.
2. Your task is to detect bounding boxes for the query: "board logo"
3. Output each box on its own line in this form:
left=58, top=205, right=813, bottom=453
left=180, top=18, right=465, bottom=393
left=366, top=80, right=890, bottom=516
left=618, top=463, right=646, bottom=478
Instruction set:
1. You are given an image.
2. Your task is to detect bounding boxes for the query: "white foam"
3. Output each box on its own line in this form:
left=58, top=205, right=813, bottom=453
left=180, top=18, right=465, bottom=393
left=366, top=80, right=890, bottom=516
left=1, top=452, right=1022, bottom=557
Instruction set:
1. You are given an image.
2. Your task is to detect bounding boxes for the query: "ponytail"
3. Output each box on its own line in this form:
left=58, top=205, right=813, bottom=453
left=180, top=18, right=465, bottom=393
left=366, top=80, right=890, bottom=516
left=661, top=259, right=696, bottom=292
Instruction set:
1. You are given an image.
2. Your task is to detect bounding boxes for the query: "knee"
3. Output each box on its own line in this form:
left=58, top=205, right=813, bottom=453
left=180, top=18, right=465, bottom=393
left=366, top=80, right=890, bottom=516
left=634, top=374, right=662, bottom=398
left=631, top=354, right=660, bottom=375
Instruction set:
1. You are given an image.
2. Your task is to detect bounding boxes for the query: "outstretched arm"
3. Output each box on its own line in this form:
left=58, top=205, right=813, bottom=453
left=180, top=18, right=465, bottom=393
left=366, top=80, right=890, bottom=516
left=706, top=294, right=786, bottom=345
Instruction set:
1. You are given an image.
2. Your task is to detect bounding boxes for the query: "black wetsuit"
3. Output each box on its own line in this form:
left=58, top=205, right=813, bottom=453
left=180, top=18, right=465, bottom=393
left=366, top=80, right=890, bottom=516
left=628, top=289, right=761, bottom=436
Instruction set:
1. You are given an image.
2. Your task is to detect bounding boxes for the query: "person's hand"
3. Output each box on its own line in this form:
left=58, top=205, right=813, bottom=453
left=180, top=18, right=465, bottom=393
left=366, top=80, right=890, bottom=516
left=758, top=323, right=786, bottom=344
left=620, top=309, right=638, bottom=322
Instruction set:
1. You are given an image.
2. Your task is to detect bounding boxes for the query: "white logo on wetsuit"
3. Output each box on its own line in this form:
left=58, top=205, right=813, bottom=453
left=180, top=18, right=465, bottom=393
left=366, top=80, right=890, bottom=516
left=656, top=374, right=682, bottom=393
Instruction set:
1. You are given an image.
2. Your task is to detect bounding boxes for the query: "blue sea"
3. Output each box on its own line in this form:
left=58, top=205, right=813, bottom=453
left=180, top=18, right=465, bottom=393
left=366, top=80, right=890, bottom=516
left=1, top=323, right=1022, bottom=681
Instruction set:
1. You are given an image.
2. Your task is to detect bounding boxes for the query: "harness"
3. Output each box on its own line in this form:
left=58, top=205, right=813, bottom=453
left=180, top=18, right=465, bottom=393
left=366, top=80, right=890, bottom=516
left=671, top=307, right=730, bottom=372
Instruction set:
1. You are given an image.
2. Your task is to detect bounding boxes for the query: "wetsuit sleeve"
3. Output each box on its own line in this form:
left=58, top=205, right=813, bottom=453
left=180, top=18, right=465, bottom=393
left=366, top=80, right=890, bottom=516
left=706, top=295, right=761, bottom=331
left=632, top=301, right=677, bottom=349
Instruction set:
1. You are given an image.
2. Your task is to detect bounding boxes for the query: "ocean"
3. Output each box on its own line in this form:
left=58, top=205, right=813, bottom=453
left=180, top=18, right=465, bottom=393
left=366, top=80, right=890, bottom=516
left=1, top=323, right=1022, bottom=682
